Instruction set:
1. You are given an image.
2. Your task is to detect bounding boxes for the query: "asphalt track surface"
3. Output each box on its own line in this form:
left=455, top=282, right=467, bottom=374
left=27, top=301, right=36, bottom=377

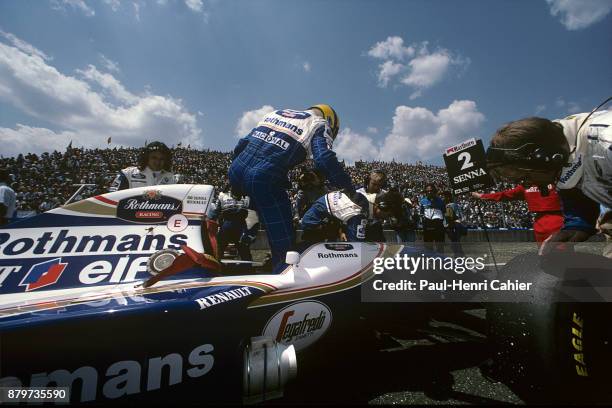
left=280, top=308, right=523, bottom=405
left=255, top=241, right=608, bottom=405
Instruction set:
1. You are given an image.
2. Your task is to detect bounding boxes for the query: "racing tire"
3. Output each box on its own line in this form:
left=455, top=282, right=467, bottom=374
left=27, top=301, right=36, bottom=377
left=485, top=252, right=612, bottom=404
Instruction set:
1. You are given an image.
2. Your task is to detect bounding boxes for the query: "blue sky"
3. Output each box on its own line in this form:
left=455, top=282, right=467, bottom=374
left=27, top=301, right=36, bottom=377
left=0, top=0, right=610, bottom=163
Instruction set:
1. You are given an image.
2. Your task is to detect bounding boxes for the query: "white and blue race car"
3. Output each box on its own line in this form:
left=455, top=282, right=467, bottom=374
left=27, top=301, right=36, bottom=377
left=0, top=184, right=403, bottom=404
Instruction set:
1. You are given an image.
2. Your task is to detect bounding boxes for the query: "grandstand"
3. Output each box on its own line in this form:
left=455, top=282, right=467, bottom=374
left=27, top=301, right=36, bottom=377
left=1, top=146, right=532, bottom=229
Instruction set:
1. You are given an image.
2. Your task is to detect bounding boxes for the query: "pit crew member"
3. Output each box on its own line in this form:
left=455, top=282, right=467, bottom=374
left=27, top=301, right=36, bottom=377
left=471, top=184, right=563, bottom=244
left=208, top=188, right=255, bottom=261
left=228, top=105, right=354, bottom=273
left=485, top=106, right=611, bottom=256
left=300, top=190, right=403, bottom=245
left=293, top=168, right=327, bottom=226
left=357, top=169, right=388, bottom=242
left=109, top=141, right=176, bottom=192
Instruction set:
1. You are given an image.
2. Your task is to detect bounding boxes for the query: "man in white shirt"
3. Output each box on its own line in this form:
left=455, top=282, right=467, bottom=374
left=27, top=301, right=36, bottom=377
left=0, top=169, right=16, bottom=225
left=357, top=169, right=388, bottom=241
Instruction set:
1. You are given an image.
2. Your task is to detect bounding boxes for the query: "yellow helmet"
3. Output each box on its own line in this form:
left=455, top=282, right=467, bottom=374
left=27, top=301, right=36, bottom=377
left=308, top=104, right=340, bottom=139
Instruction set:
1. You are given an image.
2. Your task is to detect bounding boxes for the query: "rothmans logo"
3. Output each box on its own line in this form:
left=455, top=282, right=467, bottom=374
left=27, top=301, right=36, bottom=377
left=559, top=156, right=582, bottom=184
left=317, top=252, right=359, bottom=259
left=124, top=199, right=180, bottom=211
left=262, top=117, right=304, bottom=136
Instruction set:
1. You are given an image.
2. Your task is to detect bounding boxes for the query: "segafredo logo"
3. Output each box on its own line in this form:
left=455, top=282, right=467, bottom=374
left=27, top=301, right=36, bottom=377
left=262, top=301, right=332, bottom=351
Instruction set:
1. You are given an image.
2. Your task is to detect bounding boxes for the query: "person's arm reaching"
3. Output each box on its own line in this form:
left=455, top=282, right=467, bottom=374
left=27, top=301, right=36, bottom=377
left=310, top=126, right=354, bottom=193
left=473, top=185, right=525, bottom=202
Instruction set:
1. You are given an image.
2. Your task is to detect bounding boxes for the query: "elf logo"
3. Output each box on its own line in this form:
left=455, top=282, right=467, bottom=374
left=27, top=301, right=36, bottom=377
left=262, top=301, right=332, bottom=351
left=19, top=258, right=67, bottom=291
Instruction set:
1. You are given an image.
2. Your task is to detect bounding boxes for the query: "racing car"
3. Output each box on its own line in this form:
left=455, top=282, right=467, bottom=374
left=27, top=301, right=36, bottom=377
left=0, top=184, right=404, bottom=404
left=1, top=184, right=610, bottom=404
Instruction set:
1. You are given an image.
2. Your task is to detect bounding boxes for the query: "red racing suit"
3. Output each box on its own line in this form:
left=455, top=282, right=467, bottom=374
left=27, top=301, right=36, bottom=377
left=480, top=184, right=563, bottom=243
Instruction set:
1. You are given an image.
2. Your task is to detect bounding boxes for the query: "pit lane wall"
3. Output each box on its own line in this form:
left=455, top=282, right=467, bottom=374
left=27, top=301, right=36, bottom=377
left=251, top=229, right=535, bottom=250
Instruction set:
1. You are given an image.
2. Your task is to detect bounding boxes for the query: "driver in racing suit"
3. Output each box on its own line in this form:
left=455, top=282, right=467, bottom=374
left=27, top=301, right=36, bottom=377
left=485, top=108, right=612, bottom=257
left=229, top=105, right=354, bottom=273
left=109, top=141, right=176, bottom=192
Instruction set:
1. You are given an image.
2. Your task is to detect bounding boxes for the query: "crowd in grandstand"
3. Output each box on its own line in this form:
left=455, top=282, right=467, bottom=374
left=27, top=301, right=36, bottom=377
left=0, top=146, right=532, bottom=229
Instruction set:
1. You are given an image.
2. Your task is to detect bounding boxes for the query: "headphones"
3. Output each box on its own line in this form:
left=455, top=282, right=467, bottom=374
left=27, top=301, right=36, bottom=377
left=486, top=143, right=568, bottom=171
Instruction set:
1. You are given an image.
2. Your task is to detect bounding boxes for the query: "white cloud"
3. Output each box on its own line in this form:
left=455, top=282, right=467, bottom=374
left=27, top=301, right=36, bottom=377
left=0, top=125, right=76, bottom=157
left=98, top=53, right=120, bottom=73
left=379, top=100, right=485, bottom=162
left=555, top=97, right=581, bottom=114
left=535, top=104, right=547, bottom=115
left=102, top=0, right=121, bottom=12
left=76, top=64, right=138, bottom=104
left=367, top=36, right=415, bottom=61
left=51, top=0, right=211, bottom=21
left=402, top=45, right=469, bottom=98
left=302, top=61, right=311, bottom=72
left=366, top=127, right=378, bottom=134
left=334, top=128, right=380, bottom=163
left=546, top=0, right=612, bottom=30
left=235, top=105, right=274, bottom=137
left=402, top=51, right=452, bottom=89
left=0, top=29, right=52, bottom=61
left=367, top=38, right=469, bottom=98
left=377, top=60, right=403, bottom=88
left=334, top=100, right=485, bottom=164
left=133, top=1, right=141, bottom=21
left=0, top=31, right=202, bottom=157
left=51, top=0, right=96, bottom=17
left=185, top=0, right=204, bottom=12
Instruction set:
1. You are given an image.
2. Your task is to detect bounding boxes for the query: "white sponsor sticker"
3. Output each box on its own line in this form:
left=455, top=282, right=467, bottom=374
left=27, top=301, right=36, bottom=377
left=262, top=301, right=332, bottom=351
left=167, top=214, right=189, bottom=232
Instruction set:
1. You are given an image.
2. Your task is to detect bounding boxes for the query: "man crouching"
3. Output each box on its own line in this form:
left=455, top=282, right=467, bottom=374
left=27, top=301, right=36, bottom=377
left=300, top=190, right=404, bottom=246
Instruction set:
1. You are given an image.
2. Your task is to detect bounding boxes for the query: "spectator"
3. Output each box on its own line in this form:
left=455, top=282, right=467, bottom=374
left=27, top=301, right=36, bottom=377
left=420, top=184, right=445, bottom=252
left=0, top=169, right=16, bottom=225
left=443, top=191, right=465, bottom=256
left=0, top=145, right=534, bottom=232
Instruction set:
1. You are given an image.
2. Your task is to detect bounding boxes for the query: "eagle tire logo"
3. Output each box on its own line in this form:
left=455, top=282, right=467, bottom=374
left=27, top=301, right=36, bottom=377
left=262, top=300, right=332, bottom=351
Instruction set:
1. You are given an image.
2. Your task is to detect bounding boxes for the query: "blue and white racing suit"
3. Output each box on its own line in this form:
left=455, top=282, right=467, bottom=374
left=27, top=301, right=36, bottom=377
left=229, top=109, right=354, bottom=272
left=301, top=191, right=369, bottom=243
left=109, top=166, right=176, bottom=192
left=555, top=111, right=612, bottom=237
